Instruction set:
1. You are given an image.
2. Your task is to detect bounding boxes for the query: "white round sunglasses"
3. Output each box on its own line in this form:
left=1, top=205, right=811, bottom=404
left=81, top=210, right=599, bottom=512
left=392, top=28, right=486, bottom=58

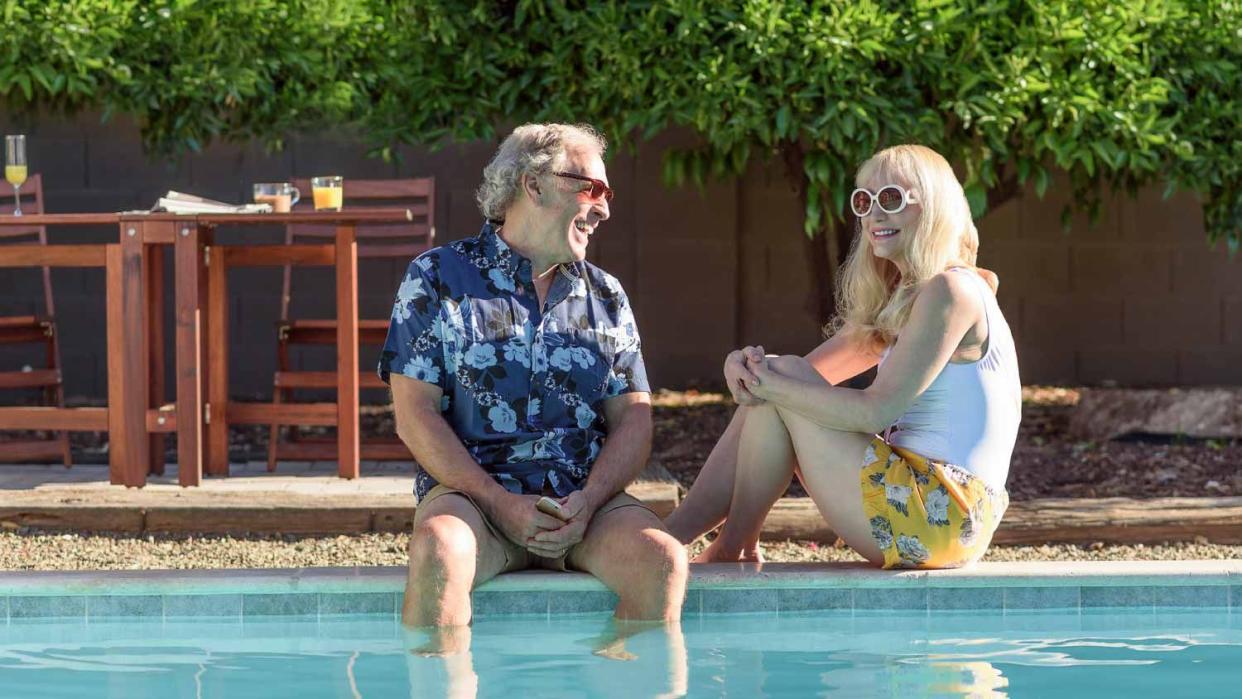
left=850, top=184, right=918, bottom=217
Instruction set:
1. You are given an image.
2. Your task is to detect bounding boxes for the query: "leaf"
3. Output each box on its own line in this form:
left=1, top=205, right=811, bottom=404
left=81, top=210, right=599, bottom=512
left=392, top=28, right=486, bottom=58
left=1033, top=167, right=1050, bottom=199
left=14, top=73, right=31, bottom=100
left=775, top=105, right=790, bottom=139
left=964, top=181, right=988, bottom=218
left=830, top=184, right=845, bottom=221
left=1162, top=180, right=1178, bottom=200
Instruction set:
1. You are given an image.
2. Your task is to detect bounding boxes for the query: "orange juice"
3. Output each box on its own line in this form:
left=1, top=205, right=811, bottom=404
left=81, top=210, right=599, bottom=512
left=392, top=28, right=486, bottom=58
left=313, top=186, right=342, bottom=211
left=5, top=165, right=26, bottom=187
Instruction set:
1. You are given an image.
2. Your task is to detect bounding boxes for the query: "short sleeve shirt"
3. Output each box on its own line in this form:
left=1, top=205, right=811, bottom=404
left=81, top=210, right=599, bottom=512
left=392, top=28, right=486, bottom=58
left=378, top=222, right=650, bottom=501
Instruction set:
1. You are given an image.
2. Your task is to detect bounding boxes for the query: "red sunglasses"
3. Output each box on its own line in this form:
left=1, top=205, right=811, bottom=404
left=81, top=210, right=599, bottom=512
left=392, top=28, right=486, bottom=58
left=554, top=171, right=614, bottom=202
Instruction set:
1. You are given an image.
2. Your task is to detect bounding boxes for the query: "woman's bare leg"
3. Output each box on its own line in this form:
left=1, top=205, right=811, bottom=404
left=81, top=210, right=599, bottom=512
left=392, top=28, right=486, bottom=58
left=695, top=402, right=797, bottom=562
left=663, top=406, right=748, bottom=545
left=699, top=355, right=885, bottom=565
left=782, top=413, right=885, bottom=565
left=765, top=356, right=885, bottom=564
left=665, top=351, right=837, bottom=546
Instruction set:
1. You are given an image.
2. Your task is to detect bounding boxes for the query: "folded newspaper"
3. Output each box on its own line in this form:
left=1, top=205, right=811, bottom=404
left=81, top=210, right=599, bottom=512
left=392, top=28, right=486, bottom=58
left=152, top=191, right=271, bottom=214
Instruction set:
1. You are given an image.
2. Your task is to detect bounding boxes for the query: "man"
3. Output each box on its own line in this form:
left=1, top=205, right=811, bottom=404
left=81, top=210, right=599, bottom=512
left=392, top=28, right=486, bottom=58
left=380, top=123, right=687, bottom=628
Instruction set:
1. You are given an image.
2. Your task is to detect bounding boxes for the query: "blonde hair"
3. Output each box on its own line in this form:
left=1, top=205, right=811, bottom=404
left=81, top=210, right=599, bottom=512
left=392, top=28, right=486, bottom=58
left=827, top=144, right=989, bottom=350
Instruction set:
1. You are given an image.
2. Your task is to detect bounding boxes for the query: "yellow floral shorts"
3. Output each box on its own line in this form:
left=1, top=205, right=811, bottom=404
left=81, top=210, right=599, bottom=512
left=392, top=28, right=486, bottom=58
left=859, top=437, right=1009, bottom=570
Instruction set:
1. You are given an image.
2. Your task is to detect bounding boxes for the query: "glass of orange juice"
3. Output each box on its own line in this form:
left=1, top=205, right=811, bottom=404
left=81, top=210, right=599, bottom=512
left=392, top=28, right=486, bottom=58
left=311, top=176, right=343, bottom=212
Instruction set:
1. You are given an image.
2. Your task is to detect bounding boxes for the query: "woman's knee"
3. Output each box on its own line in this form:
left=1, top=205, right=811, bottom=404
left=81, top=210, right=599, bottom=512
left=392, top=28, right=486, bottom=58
left=766, top=354, right=820, bottom=381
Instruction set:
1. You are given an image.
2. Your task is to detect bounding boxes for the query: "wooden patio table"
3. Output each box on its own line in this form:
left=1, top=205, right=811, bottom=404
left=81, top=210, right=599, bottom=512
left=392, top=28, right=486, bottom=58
left=0, top=209, right=412, bottom=488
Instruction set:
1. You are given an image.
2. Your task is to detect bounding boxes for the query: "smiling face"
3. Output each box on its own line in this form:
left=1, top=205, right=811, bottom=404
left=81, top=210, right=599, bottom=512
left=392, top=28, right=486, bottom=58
left=855, top=173, right=922, bottom=269
left=529, top=145, right=611, bottom=267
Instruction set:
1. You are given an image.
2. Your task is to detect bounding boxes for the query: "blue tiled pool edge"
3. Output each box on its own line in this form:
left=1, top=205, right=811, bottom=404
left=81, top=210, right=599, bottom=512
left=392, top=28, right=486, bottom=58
left=1, top=560, right=1238, bottom=621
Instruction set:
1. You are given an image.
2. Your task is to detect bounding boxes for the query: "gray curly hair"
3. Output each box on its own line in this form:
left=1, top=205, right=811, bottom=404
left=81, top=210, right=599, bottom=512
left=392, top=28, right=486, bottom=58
left=476, top=123, right=607, bottom=222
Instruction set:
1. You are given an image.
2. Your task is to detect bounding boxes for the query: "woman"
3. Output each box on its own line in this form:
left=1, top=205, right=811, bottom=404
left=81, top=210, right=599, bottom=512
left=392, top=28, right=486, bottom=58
left=666, top=144, right=1020, bottom=569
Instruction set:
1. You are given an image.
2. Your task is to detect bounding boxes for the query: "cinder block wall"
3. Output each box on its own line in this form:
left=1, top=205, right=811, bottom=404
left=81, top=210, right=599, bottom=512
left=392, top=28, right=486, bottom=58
left=0, top=113, right=1237, bottom=402
left=974, top=181, right=1241, bottom=386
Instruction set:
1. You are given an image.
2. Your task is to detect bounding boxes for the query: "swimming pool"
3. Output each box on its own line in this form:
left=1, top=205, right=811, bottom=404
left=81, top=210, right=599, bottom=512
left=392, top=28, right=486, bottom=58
left=1, top=562, right=1238, bottom=698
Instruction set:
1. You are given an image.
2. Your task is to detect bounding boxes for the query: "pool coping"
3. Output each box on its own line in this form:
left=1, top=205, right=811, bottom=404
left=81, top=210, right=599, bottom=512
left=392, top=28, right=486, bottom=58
left=2, top=560, right=1239, bottom=594
left=1, top=561, right=1238, bottom=619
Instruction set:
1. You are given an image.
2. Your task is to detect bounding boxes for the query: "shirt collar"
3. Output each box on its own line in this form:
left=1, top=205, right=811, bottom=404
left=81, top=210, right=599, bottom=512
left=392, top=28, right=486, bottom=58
left=478, top=220, right=582, bottom=282
left=480, top=220, right=511, bottom=258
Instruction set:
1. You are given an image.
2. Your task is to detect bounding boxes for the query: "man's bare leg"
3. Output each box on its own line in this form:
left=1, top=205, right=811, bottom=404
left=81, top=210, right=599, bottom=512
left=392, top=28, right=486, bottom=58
left=585, top=619, right=688, bottom=697
left=403, top=493, right=515, bottom=629
left=569, top=505, right=688, bottom=621
left=403, top=625, right=479, bottom=698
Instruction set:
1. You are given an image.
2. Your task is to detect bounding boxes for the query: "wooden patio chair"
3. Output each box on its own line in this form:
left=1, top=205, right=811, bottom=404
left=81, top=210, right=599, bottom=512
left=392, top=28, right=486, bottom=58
left=267, top=177, right=435, bottom=469
left=0, top=174, right=72, bottom=465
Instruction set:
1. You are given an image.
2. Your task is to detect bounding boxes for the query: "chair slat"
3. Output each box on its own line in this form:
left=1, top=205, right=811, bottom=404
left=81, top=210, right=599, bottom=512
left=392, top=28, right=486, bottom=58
left=289, top=222, right=432, bottom=240
left=274, top=370, right=386, bottom=389
left=0, top=368, right=61, bottom=389
left=0, top=440, right=66, bottom=462
left=0, top=326, right=49, bottom=344
left=0, top=316, right=42, bottom=328
left=358, top=242, right=435, bottom=259
left=291, top=177, right=433, bottom=199
left=285, top=319, right=390, bottom=330
left=0, top=227, right=43, bottom=239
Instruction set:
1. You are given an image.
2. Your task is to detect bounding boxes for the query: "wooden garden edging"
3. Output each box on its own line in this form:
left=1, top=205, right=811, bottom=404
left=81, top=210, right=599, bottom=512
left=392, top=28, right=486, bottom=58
left=759, top=496, right=1242, bottom=546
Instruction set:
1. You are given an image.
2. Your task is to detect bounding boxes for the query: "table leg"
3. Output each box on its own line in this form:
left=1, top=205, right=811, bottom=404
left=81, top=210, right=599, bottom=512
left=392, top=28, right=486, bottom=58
left=174, top=222, right=203, bottom=486
left=206, top=234, right=230, bottom=476
left=198, top=226, right=214, bottom=475
left=108, top=224, right=150, bottom=487
left=147, top=243, right=166, bottom=475
left=336, top=225, right=359, bottom=479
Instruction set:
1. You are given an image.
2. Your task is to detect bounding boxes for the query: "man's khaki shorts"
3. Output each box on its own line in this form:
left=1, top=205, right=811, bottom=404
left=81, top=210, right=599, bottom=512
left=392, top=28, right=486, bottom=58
left=413, top=484, right=656, bottom=572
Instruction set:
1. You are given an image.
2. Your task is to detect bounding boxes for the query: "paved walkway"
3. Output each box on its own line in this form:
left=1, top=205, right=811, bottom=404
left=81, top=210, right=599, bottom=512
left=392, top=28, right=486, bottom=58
left=0, top=462, right=415, bottom=497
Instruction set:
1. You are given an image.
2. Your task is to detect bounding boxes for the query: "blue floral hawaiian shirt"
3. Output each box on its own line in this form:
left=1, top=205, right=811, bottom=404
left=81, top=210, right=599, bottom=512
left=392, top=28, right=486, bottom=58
left=378, top=222, right=650, bottom=501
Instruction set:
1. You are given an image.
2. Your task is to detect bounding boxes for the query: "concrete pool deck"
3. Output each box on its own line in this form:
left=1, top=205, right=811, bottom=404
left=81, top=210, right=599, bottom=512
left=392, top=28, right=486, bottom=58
left=1, top=561, right=1239, bottom=621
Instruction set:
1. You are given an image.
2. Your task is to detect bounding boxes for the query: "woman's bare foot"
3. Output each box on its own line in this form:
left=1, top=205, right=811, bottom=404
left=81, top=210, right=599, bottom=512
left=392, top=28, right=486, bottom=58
left=692, top=537, right=763, bottom=563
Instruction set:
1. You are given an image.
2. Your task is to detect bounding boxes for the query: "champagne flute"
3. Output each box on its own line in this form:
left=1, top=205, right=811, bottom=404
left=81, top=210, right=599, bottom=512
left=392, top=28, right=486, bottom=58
left=5, top=135, right=26, bottom=216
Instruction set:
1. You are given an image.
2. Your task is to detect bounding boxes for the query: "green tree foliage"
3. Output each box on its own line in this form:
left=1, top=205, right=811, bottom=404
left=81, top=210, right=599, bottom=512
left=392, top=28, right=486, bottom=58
left=1, top=1, right=1237, bottom=311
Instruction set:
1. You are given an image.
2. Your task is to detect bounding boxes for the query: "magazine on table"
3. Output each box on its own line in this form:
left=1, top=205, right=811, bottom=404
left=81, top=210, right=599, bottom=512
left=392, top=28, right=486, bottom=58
left=151, top=191, right=271, bottom=214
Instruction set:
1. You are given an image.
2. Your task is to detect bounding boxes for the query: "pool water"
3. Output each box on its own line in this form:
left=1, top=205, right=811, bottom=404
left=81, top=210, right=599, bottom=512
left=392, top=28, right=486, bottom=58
left=1, top=608, right=1238, bottom=698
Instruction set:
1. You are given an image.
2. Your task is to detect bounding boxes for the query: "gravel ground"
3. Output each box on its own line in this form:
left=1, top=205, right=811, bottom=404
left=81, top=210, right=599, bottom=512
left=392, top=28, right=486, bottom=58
left=2, top=530, right=1238, bottom=571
